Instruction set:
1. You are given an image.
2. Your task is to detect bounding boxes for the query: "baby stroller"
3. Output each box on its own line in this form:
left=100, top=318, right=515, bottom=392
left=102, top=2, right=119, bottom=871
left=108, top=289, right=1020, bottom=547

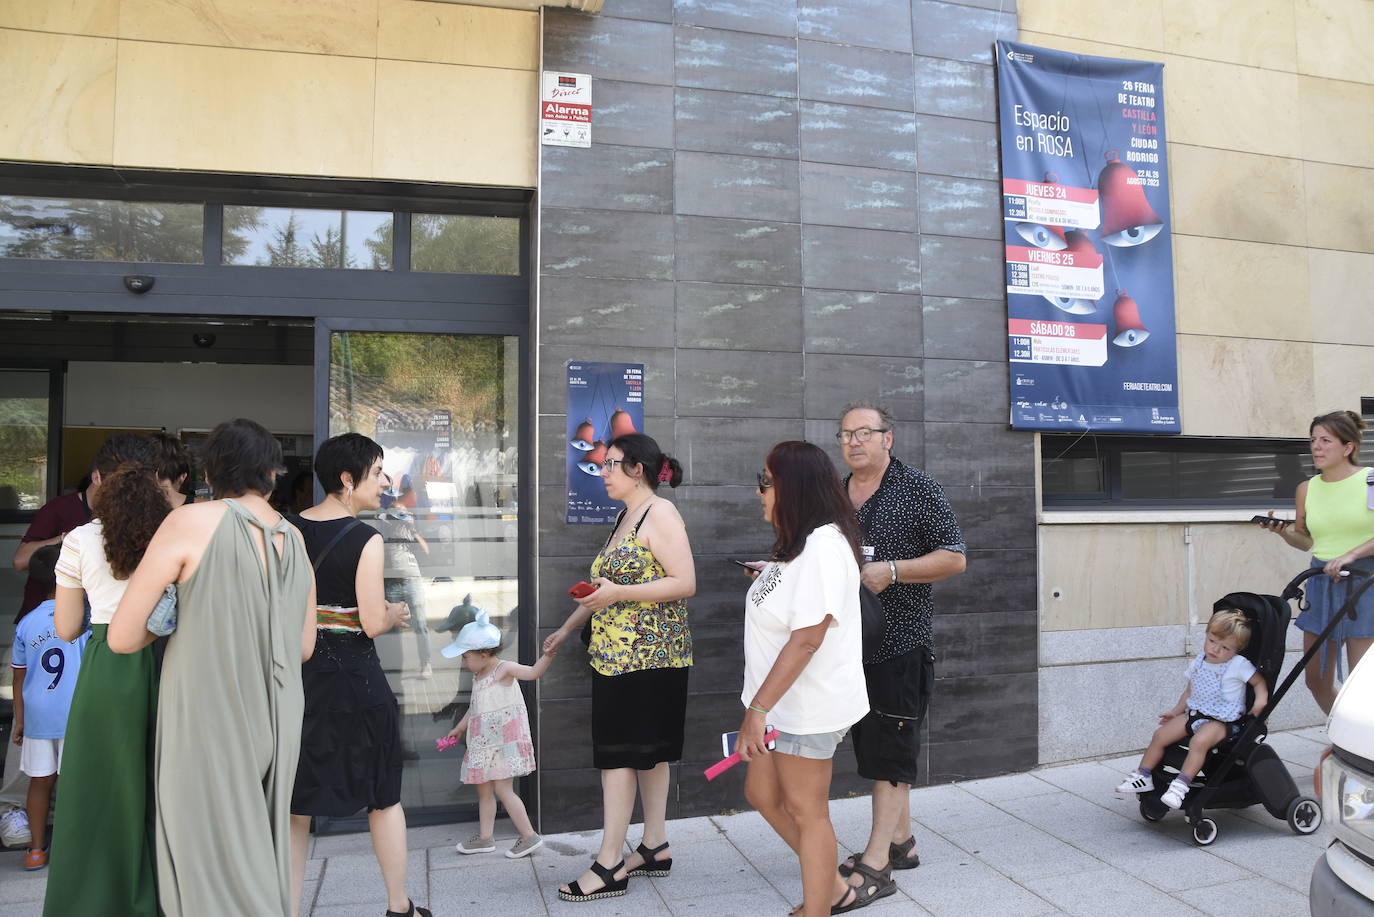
left=1135, top=565, right=1374, bottom=845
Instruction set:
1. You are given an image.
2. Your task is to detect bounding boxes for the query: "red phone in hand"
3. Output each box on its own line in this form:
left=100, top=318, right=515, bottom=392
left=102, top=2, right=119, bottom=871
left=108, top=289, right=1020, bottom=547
left=569, top=581, right=597, bottom=599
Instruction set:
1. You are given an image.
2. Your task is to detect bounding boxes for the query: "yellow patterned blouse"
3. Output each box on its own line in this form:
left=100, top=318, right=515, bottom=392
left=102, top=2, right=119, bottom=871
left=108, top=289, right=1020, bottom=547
left=586, top=506, right=693, bottom=677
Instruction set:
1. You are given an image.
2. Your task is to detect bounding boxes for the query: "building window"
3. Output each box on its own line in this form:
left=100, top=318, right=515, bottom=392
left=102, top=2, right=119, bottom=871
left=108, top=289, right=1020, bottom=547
left=0, top=196, right=203, bottom=264
left=411, top=214, right=520, bottom=275
left=223, top=206, right=393, bottom=269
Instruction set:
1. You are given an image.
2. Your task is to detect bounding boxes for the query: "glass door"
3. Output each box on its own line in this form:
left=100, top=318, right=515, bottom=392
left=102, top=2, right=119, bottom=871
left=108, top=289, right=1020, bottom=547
left=317, top=324, right=524, bottom=828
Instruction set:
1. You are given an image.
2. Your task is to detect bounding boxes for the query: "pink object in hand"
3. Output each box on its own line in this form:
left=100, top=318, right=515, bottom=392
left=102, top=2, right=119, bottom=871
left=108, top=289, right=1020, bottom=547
left=436, top=736, right=458, bottom=752
left=704, top=729, right=780, bottom=780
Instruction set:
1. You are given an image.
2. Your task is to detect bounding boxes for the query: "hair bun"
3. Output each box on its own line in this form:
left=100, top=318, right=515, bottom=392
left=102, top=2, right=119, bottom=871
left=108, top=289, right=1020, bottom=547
left=1347, top=410, right=1366, bottom=431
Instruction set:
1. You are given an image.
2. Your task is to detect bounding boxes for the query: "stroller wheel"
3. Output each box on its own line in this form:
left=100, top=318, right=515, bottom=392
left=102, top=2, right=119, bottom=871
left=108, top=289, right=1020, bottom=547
left=1191, top=817, right=1218, bottom=846
left=1139, top=798, right=1167, bottom=822
left=1287, top=796, right=1322, bottom=835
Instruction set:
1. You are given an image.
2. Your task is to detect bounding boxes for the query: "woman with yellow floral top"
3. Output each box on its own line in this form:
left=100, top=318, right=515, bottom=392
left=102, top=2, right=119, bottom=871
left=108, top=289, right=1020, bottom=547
left=544, top=432, right=695, bottom=902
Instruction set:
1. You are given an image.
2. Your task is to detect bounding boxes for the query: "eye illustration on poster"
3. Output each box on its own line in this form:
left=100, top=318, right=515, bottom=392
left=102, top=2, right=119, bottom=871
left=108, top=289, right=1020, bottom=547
left=997, top=40, right=1179, bottom=433
left=566, top=361, right=644, bottom=524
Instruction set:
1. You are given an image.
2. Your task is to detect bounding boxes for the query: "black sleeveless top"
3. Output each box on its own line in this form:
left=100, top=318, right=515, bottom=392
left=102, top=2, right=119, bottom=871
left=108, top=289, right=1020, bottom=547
left=287, top=516, right=379, bottom=606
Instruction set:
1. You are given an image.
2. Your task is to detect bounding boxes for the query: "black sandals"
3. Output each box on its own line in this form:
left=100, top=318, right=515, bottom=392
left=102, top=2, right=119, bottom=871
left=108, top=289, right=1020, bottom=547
left=626, top=840, right=673, bottom=877
left=384, top=901, right=432, bottom=917
left=558, top=858, right=629, bottom=902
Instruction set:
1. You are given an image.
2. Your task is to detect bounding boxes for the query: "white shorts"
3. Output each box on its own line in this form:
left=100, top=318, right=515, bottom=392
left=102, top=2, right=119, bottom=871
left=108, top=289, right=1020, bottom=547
left=20, top=738, right=63, bottom=778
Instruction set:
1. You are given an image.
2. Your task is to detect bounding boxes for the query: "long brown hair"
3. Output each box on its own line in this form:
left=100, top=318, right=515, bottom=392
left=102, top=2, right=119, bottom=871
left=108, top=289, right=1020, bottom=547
left=94, top=463, right=171, bottom=579
left=765, top=440, right=862, bottom=564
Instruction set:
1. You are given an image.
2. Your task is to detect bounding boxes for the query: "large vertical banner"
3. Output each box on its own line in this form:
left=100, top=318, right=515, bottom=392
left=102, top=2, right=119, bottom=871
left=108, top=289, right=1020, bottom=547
left=997, top=41, right=1180, bottom=433
left=566, top=361, right=644, bottom=524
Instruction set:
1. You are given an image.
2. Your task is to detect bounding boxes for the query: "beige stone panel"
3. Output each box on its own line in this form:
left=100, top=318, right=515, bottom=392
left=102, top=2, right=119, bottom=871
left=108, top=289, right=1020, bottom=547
left=1163, top=55, right=1299, bottom=159
left=1016, top=30, right=1155, bottom=62
left=1169, top=145, right=1306, bottom=247
left=0, top=0, right=118, bottom=36
left=1019, top=0, right=1164, bottom=51
left=374, top=60, right=536, bottom=187
left=1312, top=343, right=1374, bottom=416
left=1041, top=524, right=1188, bottom=631
left=1162, top=0, right=1296, bottom=71
left=1310, top=249, right=1374, bottom=347
left=1190, top=523, right=1306, bottom=614
left=1304, top=161, right=1374, bottom=255
left=1178, top=335, right=1313, bottom=438
left=377, top=0, right=537, bottom=70
left=1173, top=235, right=1309, bottom=342
left=119, top=0, right=378, bottom=57
left=0, top=29, right=115, bottom=164
left=113, top=42, right=374, bottom=178
left=1296, top=0, right=1374, bottom=84
left=1299, top=77, right=1374, bottom=170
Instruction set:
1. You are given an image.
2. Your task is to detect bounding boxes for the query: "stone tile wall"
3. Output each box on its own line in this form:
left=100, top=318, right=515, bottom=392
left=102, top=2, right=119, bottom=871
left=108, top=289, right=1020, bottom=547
left=538, top=0, right=1035, bottom=831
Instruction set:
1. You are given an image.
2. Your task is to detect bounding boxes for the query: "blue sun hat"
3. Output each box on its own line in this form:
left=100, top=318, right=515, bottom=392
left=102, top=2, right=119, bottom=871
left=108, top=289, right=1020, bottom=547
left=441, top=609, right=501, bottom=658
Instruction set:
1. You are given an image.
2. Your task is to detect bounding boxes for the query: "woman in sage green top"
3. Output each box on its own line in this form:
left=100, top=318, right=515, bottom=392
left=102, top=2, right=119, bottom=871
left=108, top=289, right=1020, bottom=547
left=109, top=419, right=317, bottom=917
left=1263, top=410, right=1374, bottom=712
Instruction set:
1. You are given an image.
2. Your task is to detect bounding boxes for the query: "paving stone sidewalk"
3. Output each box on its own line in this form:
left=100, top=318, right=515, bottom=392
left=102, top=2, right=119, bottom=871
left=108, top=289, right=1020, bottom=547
left=0, top=727, right=1329, bottom=916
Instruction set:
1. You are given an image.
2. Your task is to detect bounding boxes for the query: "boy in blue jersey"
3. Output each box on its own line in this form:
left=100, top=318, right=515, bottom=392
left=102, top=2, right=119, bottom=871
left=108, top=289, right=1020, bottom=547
left=10, top=544, right=89, bottom=871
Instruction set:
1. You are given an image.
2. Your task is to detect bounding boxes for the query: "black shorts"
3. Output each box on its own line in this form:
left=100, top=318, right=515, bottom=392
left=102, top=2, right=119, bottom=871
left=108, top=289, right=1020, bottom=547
left=851, top=648, right=935, bottom=786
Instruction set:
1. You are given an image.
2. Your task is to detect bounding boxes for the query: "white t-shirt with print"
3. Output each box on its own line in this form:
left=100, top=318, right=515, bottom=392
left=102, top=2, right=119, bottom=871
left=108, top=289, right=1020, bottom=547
left=741, top=524, right=869, bottom=735
left=1185, top=652, right=1257, bottom=722
left=55, top=520, right=128, bottom=625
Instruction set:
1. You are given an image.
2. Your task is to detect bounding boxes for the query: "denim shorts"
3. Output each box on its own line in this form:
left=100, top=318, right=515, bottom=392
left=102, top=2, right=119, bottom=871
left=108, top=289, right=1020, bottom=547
left=772, top=727, right=850, bottom=760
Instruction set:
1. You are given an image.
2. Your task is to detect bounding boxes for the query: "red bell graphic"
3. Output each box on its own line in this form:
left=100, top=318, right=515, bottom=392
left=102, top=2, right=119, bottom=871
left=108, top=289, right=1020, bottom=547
left=609, top=407, right=636, bottom=439
left=1111, top=289, right=1150, bottom=347
left=1098, top=151, right=1163, bottom=247
left=1012, top=171, right=1069, bottom=250
left=578, top=441, right=608, bottom=476
left=570, top=419, right=595, bottom=451
left=1043, top=231, right=1099, bottom=315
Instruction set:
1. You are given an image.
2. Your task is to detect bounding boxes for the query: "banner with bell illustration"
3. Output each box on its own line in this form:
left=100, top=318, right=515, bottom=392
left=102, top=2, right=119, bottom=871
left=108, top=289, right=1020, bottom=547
left=996, top=41, right=1179, bottom=433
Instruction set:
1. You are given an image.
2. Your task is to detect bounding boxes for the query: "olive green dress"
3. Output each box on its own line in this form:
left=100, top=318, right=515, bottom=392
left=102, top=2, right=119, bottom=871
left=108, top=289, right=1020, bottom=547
left=154, top=499, right=311, bottom=917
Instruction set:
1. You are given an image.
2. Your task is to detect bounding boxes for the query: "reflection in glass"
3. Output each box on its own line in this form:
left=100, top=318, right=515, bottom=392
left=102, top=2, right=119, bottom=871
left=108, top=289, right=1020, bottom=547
left=0, top=371, right=51, bottom=512
left=328, top=331, right=519, bottom=820
left=411, top=214, right=520, bottom=275
left=223, top=206, right=392, bottom=269
left=0, top=196, right=203, bottom=263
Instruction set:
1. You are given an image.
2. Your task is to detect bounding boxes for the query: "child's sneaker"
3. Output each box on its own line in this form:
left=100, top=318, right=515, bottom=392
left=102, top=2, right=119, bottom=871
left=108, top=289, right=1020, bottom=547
left=23, top=848, right=48, bottom=871
left=0, top=809, right=30, bottom=848
left=456, top=834, right=495, bottom=855
left=1115, top=770, right=1152, bottom=794
left=1161, top=777, right=1191, bottom=809
left=505, top=833, right=543, bottom=859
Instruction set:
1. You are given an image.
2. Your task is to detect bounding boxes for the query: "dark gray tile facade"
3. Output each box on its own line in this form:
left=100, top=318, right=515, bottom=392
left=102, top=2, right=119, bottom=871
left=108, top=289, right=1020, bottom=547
left=536, top=0, right=1034, bottom=832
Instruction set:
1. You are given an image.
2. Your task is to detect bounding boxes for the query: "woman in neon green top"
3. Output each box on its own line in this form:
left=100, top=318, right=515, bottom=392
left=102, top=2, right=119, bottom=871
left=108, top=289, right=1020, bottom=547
left=1264, top=410, right=1374, bottom=712
left=545, top=432, right=695, bottom=902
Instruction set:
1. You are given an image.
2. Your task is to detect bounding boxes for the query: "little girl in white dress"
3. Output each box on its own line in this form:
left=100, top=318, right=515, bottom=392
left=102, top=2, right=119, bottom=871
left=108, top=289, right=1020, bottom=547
left=442, top=610, right=555, bottom=858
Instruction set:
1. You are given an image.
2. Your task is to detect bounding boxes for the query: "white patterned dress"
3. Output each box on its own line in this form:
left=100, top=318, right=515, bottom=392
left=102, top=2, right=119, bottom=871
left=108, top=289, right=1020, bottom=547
left=462, top=663, right=537, bottom=783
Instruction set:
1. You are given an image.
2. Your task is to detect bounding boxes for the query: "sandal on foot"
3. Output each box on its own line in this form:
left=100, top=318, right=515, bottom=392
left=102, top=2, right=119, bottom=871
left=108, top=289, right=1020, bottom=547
left=845, top=860, right=896, bottom=908
left=830, top=885, right=864, bottom=915
left=558, top=859, right=628, bottom=902
left=384, top=901, right=432, bottom=917
left=626, top=840, right=672, bottom=877
left=889, top=835, right=920, bottom=870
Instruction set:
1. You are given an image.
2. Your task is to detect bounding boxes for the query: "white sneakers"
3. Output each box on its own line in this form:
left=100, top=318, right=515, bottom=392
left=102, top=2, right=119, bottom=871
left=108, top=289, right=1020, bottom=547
left=0, top=808, right=31, bottom=848
left=1161, top=778, right=1192, bottom=809
left=1115, top=771, right=1152, bottom=794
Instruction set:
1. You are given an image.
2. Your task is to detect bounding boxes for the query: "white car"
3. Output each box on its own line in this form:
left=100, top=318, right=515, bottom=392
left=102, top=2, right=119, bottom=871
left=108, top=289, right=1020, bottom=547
left=1311, top=654, right=1374, bottom=915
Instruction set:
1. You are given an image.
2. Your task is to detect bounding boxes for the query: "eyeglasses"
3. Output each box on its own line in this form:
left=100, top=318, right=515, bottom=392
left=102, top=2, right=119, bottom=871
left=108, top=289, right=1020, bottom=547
left=599, top=458, right=624, bottom=474
left=835, top=427, right=889, bottom=445
left=756, top=472, right=773, bottom=492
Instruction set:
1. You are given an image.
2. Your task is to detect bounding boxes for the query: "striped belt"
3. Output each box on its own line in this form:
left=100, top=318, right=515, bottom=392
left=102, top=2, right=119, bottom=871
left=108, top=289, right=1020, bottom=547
left=316, top=605, right=362, bottom=633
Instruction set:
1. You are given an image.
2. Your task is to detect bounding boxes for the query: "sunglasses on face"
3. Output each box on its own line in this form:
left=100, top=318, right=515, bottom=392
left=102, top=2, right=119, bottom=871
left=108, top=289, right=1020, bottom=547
left=756, top=471, right=773, bottom=492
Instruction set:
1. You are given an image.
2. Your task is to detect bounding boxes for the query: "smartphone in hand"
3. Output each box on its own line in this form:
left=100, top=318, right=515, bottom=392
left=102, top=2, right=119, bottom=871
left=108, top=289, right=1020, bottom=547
left=1251, top=515, right=1292, bottom=526
left=722, top=730, right=776, bottom=757
left=568, top=581, right=597, bottom=599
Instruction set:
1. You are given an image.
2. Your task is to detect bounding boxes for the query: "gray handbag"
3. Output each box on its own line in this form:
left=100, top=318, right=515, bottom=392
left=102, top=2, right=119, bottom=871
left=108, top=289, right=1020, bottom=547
left=145, top=583, right=179, bottom=636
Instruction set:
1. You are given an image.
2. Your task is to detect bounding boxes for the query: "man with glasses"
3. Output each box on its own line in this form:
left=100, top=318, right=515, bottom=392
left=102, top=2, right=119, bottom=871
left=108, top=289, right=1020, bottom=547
left=836, top=401, right=964, bottom=896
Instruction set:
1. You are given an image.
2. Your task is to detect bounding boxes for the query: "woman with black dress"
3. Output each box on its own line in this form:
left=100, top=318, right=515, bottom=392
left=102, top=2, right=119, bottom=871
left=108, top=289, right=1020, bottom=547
left=288, top=433, right=431, bottom=917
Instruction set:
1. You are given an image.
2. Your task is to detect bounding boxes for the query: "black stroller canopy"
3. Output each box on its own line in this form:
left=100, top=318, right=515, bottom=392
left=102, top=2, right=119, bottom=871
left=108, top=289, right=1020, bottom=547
left=1211, top=591, right=1292, bottom=691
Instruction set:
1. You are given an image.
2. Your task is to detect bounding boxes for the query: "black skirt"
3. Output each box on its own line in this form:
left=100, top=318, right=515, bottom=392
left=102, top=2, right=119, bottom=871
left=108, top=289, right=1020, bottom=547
left=291, top=630, right=403, bottom=816
left=591, top=665, right=689, bottom=770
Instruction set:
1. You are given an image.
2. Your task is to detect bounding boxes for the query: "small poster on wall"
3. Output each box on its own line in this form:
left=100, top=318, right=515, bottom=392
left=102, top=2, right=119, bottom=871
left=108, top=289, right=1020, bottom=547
left=566, top=361, right=643, bottom=524
left=541, top=71, right=592, bottom=148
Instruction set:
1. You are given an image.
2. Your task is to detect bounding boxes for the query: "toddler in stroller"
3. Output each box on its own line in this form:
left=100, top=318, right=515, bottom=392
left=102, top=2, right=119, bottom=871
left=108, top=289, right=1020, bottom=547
left=1111, top=576, right=1332, bottom=846
left=1115, top=608, right=1268, bottom=808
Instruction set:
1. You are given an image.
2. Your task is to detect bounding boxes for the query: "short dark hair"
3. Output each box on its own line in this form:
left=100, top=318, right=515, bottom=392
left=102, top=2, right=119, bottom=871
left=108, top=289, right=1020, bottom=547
left=27, top=544, right=60, bottom=593
left=607, top=433, right=682, bottom=490
left=314, top=432, right=384, bottom=495
left=151, top=431, right=191, bottom=482
left=765, top=440, right=862, bottom=564
left=202, top=418, right=284, bottom=497
left=92, top=433, right=158, bottom=478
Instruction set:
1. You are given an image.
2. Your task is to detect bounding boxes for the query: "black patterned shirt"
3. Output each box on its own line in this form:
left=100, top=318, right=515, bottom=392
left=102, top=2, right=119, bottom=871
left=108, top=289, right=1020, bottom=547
left=847, top=456, right=965, bottom=661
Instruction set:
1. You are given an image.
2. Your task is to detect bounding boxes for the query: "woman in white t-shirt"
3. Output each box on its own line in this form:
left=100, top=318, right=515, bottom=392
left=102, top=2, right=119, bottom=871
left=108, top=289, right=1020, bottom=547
left=738, top=441, right=870, bottom=917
